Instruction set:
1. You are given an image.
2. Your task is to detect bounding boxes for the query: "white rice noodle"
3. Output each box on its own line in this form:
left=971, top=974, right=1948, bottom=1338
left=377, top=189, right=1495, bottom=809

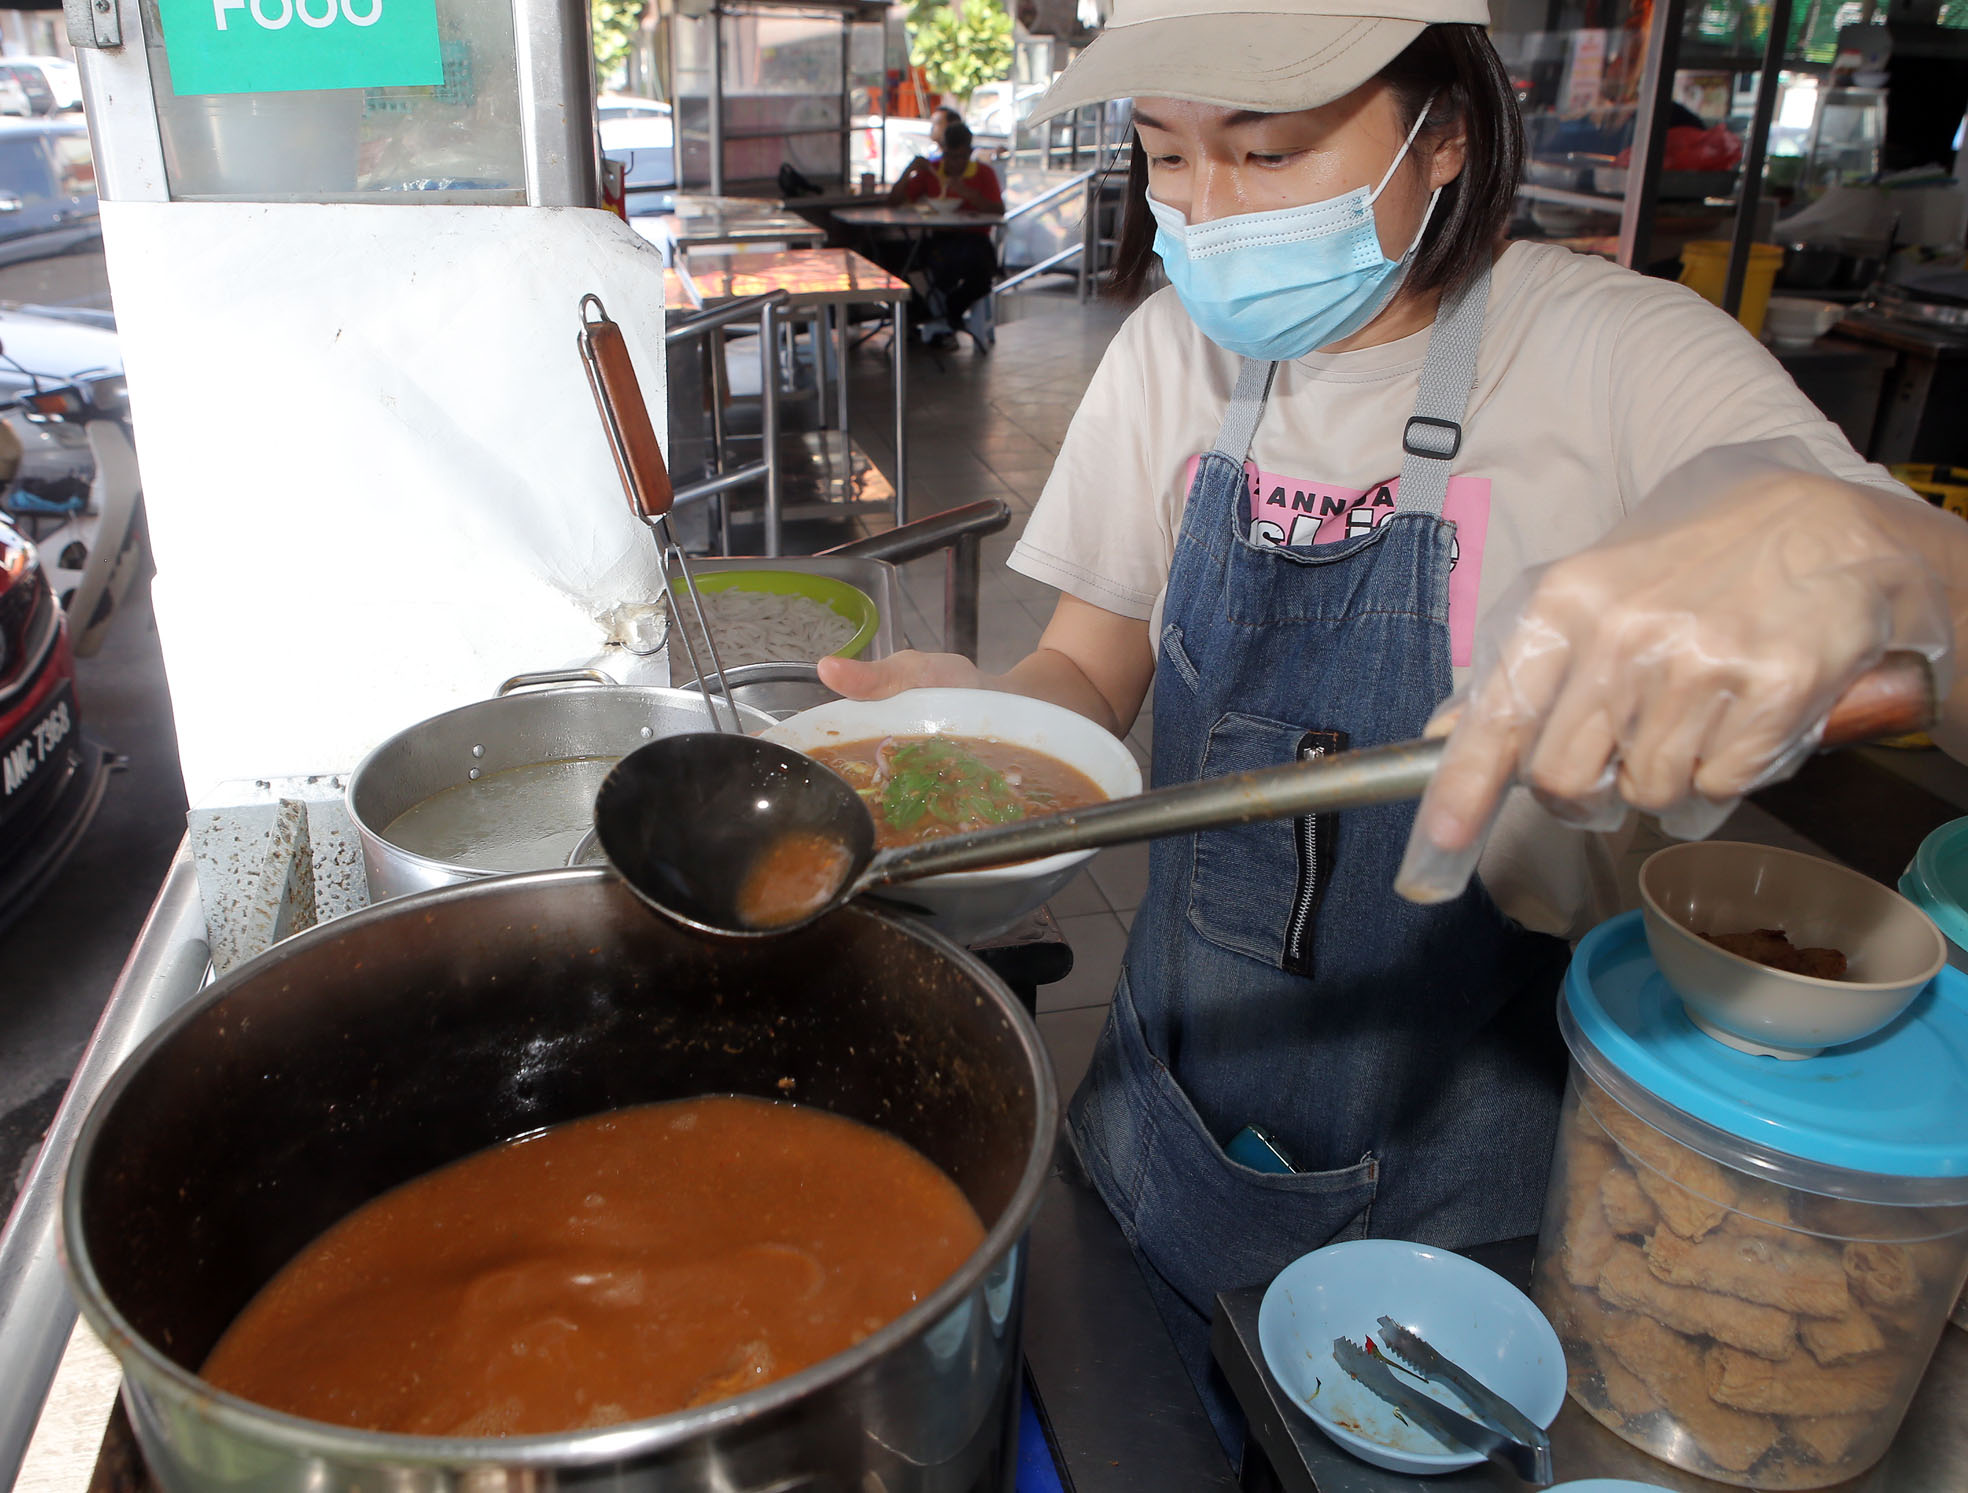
left=665, top=587, right=860, bottom=684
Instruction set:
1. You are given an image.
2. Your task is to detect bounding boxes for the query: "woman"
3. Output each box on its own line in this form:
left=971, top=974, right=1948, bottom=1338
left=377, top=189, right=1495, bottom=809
left=820, top=0, right=1968, bottom=1451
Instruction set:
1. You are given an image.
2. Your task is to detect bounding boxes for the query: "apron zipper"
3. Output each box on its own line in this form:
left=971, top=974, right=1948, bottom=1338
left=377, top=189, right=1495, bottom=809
left=1284, top=729, right=1347, bottom=978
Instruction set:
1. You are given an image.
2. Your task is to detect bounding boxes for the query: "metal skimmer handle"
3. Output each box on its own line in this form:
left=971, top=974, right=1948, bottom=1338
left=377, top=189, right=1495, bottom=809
left=577, top=294, right=741, bottom=734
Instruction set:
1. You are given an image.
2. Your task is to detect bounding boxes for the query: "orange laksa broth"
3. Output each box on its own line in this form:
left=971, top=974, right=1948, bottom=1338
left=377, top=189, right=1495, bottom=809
left=200, top=1096, right=984, bottom=1435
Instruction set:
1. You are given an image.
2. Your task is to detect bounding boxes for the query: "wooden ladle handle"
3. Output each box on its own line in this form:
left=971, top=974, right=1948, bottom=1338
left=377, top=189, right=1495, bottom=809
left=578, top=294, right=673, bottom=524
left=1822, top=651, right=1937, bottom=747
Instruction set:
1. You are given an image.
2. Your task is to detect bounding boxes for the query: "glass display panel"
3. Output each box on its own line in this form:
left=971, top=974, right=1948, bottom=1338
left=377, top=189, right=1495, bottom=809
left=673, top=7, right=850, bottom=190
left=142, top=0, right=525, bottom=203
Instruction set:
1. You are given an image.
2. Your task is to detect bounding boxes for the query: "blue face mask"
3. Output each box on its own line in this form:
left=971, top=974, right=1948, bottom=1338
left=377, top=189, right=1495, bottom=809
left=1149, top=106, right=1440, bottom=361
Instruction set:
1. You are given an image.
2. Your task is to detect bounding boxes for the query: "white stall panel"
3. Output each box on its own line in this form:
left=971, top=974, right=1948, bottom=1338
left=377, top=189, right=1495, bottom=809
left=100, top=201, right=669, bottom=801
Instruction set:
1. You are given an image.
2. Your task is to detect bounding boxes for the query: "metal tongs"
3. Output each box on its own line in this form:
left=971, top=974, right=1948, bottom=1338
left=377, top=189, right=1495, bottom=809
left=1331, top=1320, right=1554, bottom=1486
left=577, top=293, right=743, bottom=734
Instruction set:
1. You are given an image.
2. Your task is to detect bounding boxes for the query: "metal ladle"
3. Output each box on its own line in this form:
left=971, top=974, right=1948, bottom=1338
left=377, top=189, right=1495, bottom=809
left=592, top=653, right=1937, bottom=939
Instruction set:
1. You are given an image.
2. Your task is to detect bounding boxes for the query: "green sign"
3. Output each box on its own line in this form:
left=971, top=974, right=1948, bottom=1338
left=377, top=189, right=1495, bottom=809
left=156, top=0, right=443, bottom=95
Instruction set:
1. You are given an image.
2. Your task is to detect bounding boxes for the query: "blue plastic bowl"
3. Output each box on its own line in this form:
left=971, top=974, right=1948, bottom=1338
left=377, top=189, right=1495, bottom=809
left=1547, top=1483, right=1677, bottom=1491
left=1257, top=1239, right=1565, bottom=1476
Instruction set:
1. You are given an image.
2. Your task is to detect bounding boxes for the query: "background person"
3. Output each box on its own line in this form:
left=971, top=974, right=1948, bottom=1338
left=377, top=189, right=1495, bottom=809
left=889, top=122, right=1003, bottom=349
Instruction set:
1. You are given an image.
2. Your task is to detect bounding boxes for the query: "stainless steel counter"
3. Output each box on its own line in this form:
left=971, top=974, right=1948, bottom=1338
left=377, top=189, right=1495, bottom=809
left=0, top=846, right=209, bottom=1487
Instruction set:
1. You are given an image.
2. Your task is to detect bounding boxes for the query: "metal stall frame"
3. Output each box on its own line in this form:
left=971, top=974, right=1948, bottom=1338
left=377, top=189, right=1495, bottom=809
left=1720, top=0, right=1799, bottom=315
left=1617, top=0, right=1693, bottom=273
left=676, top=0, right=890, bottom=201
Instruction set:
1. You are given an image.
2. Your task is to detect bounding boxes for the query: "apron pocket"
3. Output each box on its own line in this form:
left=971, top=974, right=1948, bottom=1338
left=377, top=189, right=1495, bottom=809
left=1097, top=970, right=1377, bottom=1312
left=1187, top=712, right=1339, bottom=970
left=1159, top=622, right=1203, bottom=694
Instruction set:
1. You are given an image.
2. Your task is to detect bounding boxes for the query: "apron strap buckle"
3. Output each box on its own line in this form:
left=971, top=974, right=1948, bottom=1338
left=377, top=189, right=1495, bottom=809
left=1402, top=415, right=1463, bottom=461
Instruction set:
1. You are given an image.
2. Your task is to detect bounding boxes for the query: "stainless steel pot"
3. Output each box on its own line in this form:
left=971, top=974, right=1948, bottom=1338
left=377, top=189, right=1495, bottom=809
left=63, top=868, right=1057, bottom=1493
left=348, top=671, right=776, bottom=901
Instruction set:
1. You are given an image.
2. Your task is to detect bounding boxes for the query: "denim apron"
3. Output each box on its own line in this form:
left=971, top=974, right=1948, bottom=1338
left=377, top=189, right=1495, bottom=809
left=1067, top=263, right=1571, bottom=1449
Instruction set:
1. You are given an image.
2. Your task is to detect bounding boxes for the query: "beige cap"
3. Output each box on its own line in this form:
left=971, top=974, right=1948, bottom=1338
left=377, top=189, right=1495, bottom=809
left=1029, top=0, right=1488, bottom=122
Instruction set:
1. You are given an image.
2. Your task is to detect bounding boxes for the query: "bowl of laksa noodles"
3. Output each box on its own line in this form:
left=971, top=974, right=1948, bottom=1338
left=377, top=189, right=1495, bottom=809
left=761, top=689, right=1143, bottom=942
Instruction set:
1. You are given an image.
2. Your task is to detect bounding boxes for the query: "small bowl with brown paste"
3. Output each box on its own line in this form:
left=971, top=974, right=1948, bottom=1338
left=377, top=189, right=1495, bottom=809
left=1639, top=842, right=1946, bottom=1058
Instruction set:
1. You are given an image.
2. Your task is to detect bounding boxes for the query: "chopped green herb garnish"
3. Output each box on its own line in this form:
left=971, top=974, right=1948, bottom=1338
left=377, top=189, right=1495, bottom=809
left=876, top=737, right=1029, bottom=835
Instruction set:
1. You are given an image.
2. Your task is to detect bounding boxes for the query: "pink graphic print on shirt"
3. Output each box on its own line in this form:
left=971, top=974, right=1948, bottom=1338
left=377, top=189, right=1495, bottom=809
left=1187, top=457, right=1491, bottom=668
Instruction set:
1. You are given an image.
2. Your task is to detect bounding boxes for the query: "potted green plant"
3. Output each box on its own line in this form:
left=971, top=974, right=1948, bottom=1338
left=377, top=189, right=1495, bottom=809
left=905, top=0, right=1013, bottom=108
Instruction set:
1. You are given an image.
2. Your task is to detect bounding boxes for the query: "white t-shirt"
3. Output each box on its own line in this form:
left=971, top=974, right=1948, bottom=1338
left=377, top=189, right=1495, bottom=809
left=1008, top=241, right=1906, bottom=939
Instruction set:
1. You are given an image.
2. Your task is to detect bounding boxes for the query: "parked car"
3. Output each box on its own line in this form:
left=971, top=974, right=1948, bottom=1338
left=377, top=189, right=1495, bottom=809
left=0, top=57, right=83, bottom=114
left=598, top=93, right=675, bottom=193
left=0, top=118, right=97, bottom=268
left=0, top=509, right=112, bottom=933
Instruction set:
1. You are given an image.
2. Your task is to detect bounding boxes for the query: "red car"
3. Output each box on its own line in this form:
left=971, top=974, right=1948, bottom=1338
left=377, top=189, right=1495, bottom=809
left=0, top=510, right=110, bottom=929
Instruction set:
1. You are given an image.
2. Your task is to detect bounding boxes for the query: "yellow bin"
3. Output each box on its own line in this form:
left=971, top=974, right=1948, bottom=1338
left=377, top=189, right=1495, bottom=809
left=1679, top=240, right=1784, bottom=338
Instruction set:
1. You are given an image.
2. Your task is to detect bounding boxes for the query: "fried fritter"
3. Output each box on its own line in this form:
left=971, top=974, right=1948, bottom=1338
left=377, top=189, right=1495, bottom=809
left=1599, top=1243, right=1796, bottom=1360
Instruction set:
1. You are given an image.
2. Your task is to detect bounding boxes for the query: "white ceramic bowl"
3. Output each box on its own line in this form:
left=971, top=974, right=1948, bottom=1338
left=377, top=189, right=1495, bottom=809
left=761, top=688, right=1143, bottom=944
left=1258, top=1239, right=1565, bottom=1476
left=1638, top=841, right=1946, bottom=1058
left=1763, top=295, right=1843, bottom=348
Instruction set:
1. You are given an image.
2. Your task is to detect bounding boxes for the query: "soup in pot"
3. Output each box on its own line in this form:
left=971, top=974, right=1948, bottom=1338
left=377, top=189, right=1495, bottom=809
left=808, top=734, right=1107, bottom=849
left=200, top=1096, right=984, bottom=1435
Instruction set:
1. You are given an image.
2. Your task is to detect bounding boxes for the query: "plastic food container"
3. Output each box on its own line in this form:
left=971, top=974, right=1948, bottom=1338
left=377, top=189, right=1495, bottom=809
left=1899, top=814, right=1968, bottom=955
left=1532, top=913, right=1968, bottom=1489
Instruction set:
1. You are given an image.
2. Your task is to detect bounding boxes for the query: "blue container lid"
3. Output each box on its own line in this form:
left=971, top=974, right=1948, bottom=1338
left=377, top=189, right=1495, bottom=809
left=1564, top=912, right=1968, bottom=1203
left=1901, top=815, right=1968, bottom=954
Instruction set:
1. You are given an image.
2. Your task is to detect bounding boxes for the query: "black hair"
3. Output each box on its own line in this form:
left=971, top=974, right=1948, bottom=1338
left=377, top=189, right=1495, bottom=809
left=933, top=105, right=964, bottom=125
left=1107, top=24, right=1524, bottom=304
left=944, top=121, right=974, bottom=153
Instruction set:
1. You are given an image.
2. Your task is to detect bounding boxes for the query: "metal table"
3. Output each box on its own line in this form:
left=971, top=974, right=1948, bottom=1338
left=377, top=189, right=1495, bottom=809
left=832, top=205, right=1004, bottom=327
left=1769, top=338, right=1898, bottom=458
left=832, top=205, right=1005, bottom=234
left=1829, top=313, right=1968, bottom=466
left=652, top=208, right=828, bottom=256
left=677, top=248, right=912, bottom=549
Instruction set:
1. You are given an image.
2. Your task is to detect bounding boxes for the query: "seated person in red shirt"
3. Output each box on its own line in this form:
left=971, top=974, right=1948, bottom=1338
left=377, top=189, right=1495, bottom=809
left=890, top=123, right=1002, bottom=350
left=927, top=104, right=963, bottom=156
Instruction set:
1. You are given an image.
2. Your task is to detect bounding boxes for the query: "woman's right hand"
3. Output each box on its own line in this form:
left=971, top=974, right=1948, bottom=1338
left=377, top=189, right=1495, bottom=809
left=817, top=649, right=986, bottom=700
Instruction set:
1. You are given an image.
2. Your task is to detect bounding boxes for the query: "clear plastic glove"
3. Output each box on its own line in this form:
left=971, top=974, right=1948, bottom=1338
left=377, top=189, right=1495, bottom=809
left=1396, top=439, right=1956, bottom=904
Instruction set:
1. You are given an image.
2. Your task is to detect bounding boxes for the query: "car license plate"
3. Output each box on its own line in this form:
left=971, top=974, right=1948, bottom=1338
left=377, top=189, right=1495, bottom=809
left=1, top=680, right=75, bottom=814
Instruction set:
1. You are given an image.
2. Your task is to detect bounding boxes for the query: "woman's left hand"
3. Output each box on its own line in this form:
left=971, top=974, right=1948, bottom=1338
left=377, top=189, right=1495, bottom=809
left=1396, top=441, right=1963, bottom=904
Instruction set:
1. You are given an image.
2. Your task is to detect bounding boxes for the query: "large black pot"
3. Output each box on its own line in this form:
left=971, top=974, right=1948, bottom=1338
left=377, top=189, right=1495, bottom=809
left=62, top=868, right=1057, bottom=1493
